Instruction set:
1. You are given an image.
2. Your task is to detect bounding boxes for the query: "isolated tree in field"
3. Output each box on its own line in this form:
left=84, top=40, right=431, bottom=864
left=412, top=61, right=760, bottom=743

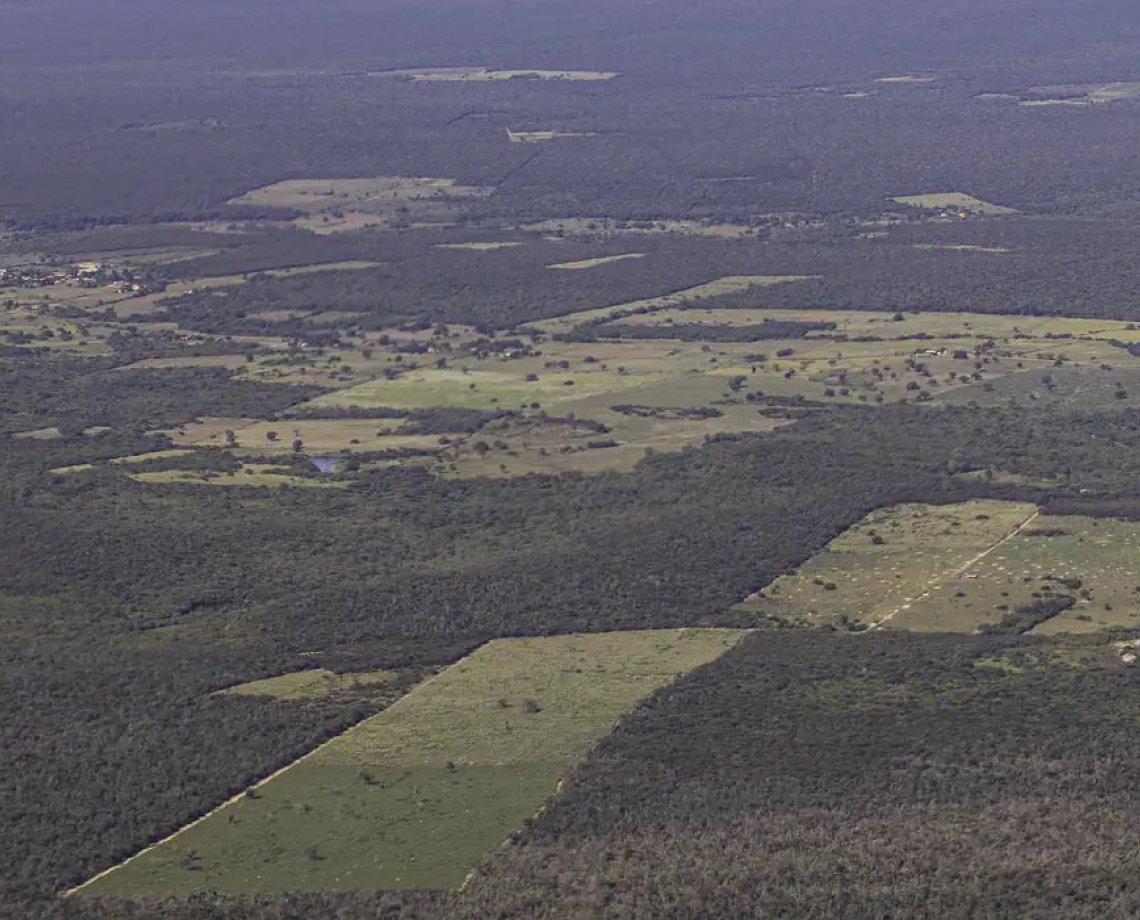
left=266, top=430, right=278, bottom=442
left=292, top=438, right=304, bottom=453
left=224, top=429, right=237, bottom=447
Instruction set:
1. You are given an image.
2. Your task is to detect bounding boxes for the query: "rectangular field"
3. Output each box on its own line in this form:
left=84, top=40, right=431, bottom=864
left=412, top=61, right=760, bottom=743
left=737, top=501, right=1040, bottom=629
left=739, top=501, right=1140, bottom=634
left=77, top=629, right=745, bottom=897
left=890, top=192, right=1017, bottom=215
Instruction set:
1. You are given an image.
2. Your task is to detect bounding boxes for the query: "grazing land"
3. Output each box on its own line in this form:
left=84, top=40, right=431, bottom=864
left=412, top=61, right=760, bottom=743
left=890, top=192, right=1018, bottom=215
left=547, top=253, right=646, bottom=270
left=10, top=0, right=1140, bottom=916
left=375, top=68, right=619, bottom=82
left=737, top=500, right=1041, bottom=630
left=740, top=501, right=1140, bottom=634
left=78, top=629, right=744, bottom=897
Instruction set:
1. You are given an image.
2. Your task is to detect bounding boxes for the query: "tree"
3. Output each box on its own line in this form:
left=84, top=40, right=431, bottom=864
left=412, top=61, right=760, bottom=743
left=266, top=430, right=278, bottom=442
left=292, top=438, right=304, bottom=453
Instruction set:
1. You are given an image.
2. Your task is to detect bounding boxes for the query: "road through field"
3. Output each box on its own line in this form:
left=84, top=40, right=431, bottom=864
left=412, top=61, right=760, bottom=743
left=871, top=508, right=1041, bottom=629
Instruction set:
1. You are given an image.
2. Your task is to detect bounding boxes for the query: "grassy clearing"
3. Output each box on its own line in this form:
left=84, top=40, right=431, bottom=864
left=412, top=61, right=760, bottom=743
left=536, top=275, right=814, bottom=333
left=547, top=253, right=646, bottom=270
left=377, top=67, right=618, bottom=82
left=159, top=417, right=262, bottom=446
left=12, top=427, right=64, bottom=441
left=228, top=177, right=489, bottom=234
left=1019, top=82, right=1140, bottom=106
left=132, top=464, right=347, bottom=489
left=894, top=515, right=1140, bottom=635
left=890, top=192, right=1017, bottom=215
left=520, top=217, right=761, bottom=240
left=912, top=243, right=1012, bottom=253
left=736, top=501, right=1040, bottom=630
left=306, top=364, right=668, bottom=411
left=79, top=629, right=744, bottom=897
left=213, top=420, right=448, bottom=456
left=217, top=668, right=416, bottom=703
left=739, top=501, right=1140, bottom=635
left=613, top=305, right=1140, bottom=340
left=935, top=364, right=1140, bottom=413
left=108, top=449, right=196, bottom=466
left=507, top=129, right=596, bottom=143
left=433, top=242, right=523, bottom=252
left=875, top=75, right=936, bottom=84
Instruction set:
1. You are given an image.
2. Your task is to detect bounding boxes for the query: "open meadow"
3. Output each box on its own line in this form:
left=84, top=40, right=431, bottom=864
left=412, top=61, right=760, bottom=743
left=77, top=629, right=744, bottom=897
left=737, top=500, right=1140, bottom=635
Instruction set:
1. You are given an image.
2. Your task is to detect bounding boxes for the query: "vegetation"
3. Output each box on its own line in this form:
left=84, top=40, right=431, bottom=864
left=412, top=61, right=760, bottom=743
left=79, top=631, right=743, bottom=897
left=9, top=0, right=1140, bottom=915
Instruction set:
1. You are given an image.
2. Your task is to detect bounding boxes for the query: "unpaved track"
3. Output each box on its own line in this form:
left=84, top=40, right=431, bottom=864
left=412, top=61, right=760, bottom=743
left=871, top=508, right=1041, bottom=629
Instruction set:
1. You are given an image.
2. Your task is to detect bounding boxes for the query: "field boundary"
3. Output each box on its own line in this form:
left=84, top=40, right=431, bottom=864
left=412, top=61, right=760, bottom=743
left=63, top=656, right=468, bottom=896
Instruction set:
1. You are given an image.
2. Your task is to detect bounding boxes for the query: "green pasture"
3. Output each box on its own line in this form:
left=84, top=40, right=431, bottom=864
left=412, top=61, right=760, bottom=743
left=132, top=464, right=347, bottom=489
left=217, top=669, right=409, bottom=703
left=79, top=629, right=744, bottom=897
left=890, top=192, right=1017, bottom=214
left=737, top=501, right=1039, bottom=629
left=893, top=515, right=1140, bottom=634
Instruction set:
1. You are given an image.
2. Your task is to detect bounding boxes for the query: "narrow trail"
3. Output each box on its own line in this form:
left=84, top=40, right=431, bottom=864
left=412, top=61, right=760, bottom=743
left=870, top=508, right=1040, bottom=629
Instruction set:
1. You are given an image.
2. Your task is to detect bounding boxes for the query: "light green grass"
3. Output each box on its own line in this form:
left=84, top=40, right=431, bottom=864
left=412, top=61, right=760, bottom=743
left=12, top=427, right=64, bottom=441
left=381, top=68, right=618, bottom=82
left=132, top=465, right=347, bottom=489
left=507, top=129, right=596, bottom=143
left=108, top=449, right=196, bottom=466
left=737, top=501, right=1039, bottom=630
left=306, top=365, right=667, bottom=410
left=547, top=253, right=646, bottom=270
left=536, top=275, right=815, bottom=333
left=890, top=192, right=1017, bottom=215
left=217, top=669, right=407, bottom=702
left=433, top=242, right=523, bottom=251
left=875, top=75, right=936, bottom=84
left=79, top=629, right=744, bottom=896
left=895, top=515, right=1140, bottom=634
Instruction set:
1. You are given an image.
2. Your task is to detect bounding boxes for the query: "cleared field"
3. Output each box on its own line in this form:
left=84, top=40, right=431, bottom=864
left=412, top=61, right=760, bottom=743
left=228, top=177, right=489, bottom=234
left=305, top=364, right=668, bottom=411
left=204, top=420, right=448, bottom=456
left=159, top=417, right=262, bottom=446
left=875, top=74, right=936, bottom=84
left=132, top=464, right=347, bottom=489
left=433, top=242, right=523, bottom=251
left=218, top=668, right=418, bottom=703
left=547, top=253, right=646, bottom=270
left=912, top=243, right=1012, bottom=253
left=890, top=192, right=1017, bottom=215
left=536, top=275, right=814, bottom=333
left=78, top=629, right=744, bottom=897
left=507, top=129, right=596, bottom=143
left=615, top=304, right=1140, bottom=342
left=521, top=217, right=761, bottom=240
left=739, top=501, right=1140, bottom=634
left=894, top=515, right=1140, bottom=634
left=12, top=427, right=64, bottom=441
left=736, top=501, right=1041, bottom=629
left=1019, top=82, right=1140, bottom=106
left=444, top=400, right=791, bottom=478
left=937, top=364, right=1140, bottom=412
left=376, top=67, right=618, bottom=82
